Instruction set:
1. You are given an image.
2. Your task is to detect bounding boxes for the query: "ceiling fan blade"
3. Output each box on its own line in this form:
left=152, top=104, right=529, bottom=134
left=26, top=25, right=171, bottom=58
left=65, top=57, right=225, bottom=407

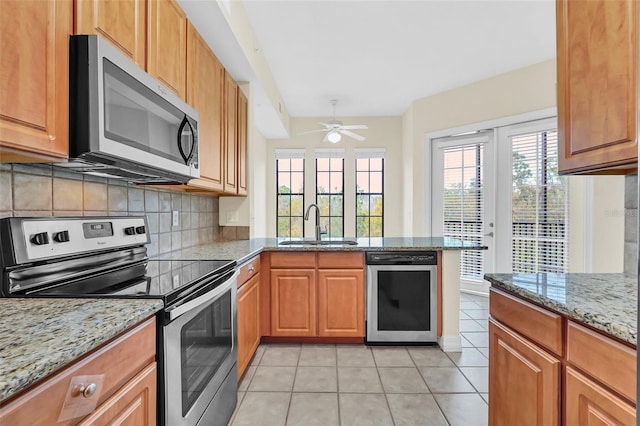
left=318, top=122, right=333, bottom=128
left=340, top=125, right=368, bottom=130
left=297, top=129, right=328, bottom=135
left=340, top=130, right=365, bottom=141
left=322, top=132, right=330, bottom=143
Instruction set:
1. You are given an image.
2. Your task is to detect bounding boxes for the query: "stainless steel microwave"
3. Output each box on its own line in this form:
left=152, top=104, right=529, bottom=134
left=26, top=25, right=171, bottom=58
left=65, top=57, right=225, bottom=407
left=63, top=35, right=199, bottom=184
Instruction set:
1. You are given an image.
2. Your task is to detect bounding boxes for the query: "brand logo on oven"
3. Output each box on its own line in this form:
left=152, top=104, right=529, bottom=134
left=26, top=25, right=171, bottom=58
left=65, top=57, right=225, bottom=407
left=97, top=241, right=106, bottom=245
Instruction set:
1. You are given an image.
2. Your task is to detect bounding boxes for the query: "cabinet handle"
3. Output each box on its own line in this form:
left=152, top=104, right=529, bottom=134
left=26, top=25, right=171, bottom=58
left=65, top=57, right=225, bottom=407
left=248, top=265, right=255, bottom=273
left=78, top=383, right=97, bottom=398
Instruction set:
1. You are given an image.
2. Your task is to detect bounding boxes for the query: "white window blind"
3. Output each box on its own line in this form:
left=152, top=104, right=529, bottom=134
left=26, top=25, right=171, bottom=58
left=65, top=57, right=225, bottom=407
left=355, top=148, right=386, bottom=159
left=314, top=148, right=345, bottom=159
left=442, top=142, right=485, bottom=281
left=275, top=149, right=305, bottom=160
left=511, top=129, right=568, bottom=273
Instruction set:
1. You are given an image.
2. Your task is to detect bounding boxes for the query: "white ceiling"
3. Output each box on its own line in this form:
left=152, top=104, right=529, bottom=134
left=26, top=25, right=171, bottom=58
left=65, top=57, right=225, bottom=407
left=243, top=0, right=556, bottom=118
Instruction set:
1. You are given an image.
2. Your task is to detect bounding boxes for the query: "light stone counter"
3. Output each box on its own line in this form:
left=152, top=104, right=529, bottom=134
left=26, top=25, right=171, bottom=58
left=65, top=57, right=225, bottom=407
left=0, top=298, right=163, bottom=403
left=485, top=273, right=636, bottom=346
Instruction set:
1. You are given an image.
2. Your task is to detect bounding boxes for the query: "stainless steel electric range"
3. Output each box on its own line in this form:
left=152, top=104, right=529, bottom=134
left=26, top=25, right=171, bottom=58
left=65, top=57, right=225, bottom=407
left=0, top=216, right=238, bottom=426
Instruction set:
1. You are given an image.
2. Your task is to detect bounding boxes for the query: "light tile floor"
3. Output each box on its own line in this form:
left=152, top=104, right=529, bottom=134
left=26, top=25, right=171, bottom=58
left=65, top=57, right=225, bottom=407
left=231, top=293, right=489, bottom=426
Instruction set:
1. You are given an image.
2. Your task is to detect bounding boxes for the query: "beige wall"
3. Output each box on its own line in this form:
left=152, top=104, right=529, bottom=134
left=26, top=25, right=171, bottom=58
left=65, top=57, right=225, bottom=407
left=264, top=116, right=403, bottom=238
left=404, top=59, right=558, bottom=236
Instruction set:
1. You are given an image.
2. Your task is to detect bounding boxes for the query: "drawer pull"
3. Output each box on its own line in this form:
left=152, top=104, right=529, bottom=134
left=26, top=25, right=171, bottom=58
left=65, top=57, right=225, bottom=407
left=249, top=265, right=255, bottom=273
left=78, top=383, right=97, bottom=398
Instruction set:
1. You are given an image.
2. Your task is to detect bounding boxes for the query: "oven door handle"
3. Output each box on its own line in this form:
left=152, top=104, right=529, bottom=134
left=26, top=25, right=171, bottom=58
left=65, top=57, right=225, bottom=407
left=166, top=270, right=238, bottom=321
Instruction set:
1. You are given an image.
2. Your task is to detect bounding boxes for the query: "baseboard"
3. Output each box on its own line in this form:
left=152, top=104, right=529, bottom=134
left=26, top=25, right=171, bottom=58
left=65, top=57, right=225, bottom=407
left=438, top=334, right=462, bottom=352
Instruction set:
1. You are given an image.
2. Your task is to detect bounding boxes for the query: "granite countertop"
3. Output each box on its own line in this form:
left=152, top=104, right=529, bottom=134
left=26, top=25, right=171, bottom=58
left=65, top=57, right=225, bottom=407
left=154, top=237, right=487, bottom=265
left=485, top=273, right=637, bottom=346
left=0, top=298, right=163, bottom=403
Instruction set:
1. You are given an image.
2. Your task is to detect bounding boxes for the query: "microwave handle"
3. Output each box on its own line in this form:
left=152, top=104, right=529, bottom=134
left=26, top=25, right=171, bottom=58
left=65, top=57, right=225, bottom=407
left=177, top=115, right=197, bottom=165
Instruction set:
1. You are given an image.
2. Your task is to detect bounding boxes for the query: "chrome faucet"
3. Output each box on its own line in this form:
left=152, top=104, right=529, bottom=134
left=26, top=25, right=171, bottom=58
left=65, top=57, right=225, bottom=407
left=304, top=204, right=326, bottom=240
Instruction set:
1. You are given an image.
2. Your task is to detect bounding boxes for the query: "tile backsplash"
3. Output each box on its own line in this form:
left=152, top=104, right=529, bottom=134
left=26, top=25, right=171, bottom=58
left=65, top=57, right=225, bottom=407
left=0, top=164, right=225, bottom=256
left=624, top=174, right=638, bottom=276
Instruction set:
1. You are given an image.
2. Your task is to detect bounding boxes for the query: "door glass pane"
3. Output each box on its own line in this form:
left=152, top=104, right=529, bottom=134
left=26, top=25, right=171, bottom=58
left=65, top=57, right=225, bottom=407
left=181, top=291, right=232, bottom=416
left=377, top=270, right=431, bottom=331
left=103, top=59, right=186, bottom=162
left=442, top=144, right=485, bottom=281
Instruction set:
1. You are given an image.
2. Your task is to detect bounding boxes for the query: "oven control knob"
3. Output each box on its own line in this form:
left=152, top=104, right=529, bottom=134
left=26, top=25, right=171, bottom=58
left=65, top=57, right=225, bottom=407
left=135, top=226, right=146, bottom=235
left=53, top=230, right=70, bottom=243
left=124, top=226, right=136, bottom=236
left=30, top=232, right=49, bottom=246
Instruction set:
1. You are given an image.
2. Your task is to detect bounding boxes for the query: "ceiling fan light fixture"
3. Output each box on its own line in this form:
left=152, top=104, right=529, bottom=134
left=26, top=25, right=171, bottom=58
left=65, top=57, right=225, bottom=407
left=327, top=131, right=341, bottom=143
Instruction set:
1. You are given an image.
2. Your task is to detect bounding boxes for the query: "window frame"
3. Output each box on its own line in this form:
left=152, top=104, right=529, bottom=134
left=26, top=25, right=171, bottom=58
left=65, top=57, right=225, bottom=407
left=276, top=152, right=305, bottom=238
left=315, top=155, right=345, bottom=238
left=355, top=155, right=385, bottom=238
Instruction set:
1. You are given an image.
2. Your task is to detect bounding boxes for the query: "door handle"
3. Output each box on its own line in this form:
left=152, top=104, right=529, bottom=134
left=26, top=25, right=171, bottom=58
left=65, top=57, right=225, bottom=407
left=484, top=232, right=494, bottom=237
left=177, top=115, right=197, bottom=165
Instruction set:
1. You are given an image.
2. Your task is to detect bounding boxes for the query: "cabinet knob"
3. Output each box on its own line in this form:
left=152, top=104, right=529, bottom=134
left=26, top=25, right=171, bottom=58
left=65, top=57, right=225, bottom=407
left=78, top=383, right=97, bottom=398
left=248, top=265, right=255, bottom=273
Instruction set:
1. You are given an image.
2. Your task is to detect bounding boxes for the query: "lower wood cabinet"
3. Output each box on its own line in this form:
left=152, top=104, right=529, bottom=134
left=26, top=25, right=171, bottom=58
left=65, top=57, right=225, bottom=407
left=270, top=269, right=317, bottom=337
left=489, top=319, right=560, bottom=426
left=317, top=269, right=364, bottom=337
left=0, top=317, right=156, bottom=426
left=565, top=366, right=635, bottom=426
left=238, top=272, right=261, bottom=378
left=489, top=288, right=637, bottom=426
left=268, top=252, right=364, bottom=339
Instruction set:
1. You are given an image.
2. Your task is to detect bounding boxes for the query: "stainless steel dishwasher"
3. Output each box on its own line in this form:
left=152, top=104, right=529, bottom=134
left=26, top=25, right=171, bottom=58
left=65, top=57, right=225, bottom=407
left=365, top=251, right=438, bottom=344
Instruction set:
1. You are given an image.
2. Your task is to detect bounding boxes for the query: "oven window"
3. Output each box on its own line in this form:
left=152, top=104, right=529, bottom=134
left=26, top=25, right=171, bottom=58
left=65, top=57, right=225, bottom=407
left=180, top=290, right=232, bottom=416
left=377, top=270, right=431, bottom=331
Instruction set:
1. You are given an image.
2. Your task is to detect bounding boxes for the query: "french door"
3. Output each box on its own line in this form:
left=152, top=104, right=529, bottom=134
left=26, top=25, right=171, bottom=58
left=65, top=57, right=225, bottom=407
left=432, top=132, right=495, bottom=294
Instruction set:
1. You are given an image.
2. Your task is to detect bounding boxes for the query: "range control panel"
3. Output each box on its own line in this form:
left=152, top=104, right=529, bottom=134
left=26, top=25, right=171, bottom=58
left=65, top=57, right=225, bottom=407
left=3, top=216, right=149, bottom=264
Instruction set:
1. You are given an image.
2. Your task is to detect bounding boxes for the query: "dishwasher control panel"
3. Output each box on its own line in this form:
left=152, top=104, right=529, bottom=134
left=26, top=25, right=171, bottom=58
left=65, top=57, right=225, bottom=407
left=365, top=251, right=437, bottom=265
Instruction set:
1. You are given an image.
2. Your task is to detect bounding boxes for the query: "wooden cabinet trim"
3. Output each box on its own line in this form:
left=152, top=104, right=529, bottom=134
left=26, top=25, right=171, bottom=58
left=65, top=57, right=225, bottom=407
left=566, top=320, right=636, bottom=403
left=238, top=272, right=260, bottom=378
left=237, top=89, right=248, bottom=196
left=270, top=252, right=316, bottom=268
left=317, top=252, right=363, bottom=269
left=490, top=288, right=563, bottom=356
left=565, top=366, right=635, bottom=426
left=0, top=317, right=156, bottom=425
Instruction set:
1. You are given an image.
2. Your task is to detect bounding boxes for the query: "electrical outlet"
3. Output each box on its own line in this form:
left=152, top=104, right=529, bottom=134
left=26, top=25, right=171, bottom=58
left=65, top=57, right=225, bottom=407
left=226, top=211, right=239, bottom=223
left=172, top=275, right=180, bottom=288
left=172, top=210, right=179, bottom=227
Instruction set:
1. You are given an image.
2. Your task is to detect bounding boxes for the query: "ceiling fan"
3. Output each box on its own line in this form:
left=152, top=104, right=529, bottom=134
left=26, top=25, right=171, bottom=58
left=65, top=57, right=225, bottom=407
left=298, top=100, right=368, bottom=143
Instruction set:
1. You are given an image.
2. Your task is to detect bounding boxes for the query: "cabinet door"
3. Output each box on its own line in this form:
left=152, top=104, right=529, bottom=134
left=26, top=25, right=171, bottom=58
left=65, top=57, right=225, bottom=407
left=237, top=89, right=248, bottom=196
left=223, top=73, right=238, bottom=194
left=0, top=0, right=71, bottom=161
left=489, top=319, right=560, bottom=426
left=147, top=0, right=186, bottom=99
left=270, top=269, right=316, bottom=337
left=75, top=0, right=145, bottom=68
left=556, top=0, right=638, bottom=173
left=565, top=366, right=635, bottom=425
left=238, top=273, right=260, bottom=379
left=317, top=269, right=364, bottom=337
left=77, top=363, right=156, bottom=426
left=186, top=22, right=224, bottom=192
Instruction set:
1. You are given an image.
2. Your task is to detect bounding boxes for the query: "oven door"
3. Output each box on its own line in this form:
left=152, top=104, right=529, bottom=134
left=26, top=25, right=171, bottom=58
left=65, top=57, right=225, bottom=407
left=163, top=270, right=238, bottom=426
left=366, top=264, right=437, bottom=343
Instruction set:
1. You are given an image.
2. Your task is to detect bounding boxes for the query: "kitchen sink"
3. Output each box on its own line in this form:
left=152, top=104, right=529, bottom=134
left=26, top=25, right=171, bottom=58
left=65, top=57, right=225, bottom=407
left=278, top=239, right=358, bottom=246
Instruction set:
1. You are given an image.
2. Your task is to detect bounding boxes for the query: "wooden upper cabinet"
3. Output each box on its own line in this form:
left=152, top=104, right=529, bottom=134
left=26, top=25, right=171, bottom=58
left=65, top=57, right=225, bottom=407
left=237, top=89, right=248, bottom=196
left=556, top=0, right=638, bottom=174
left=224, top=73, right=238, bottom=194
left=147, top=0, right=186, bottom=99
left=186, top=21, right=224, bottom=192
left=0, top=0, right=72, bottom=161
left=489, top=319, right=561, bottom=426
left=75, top=0, right=146, bottom=68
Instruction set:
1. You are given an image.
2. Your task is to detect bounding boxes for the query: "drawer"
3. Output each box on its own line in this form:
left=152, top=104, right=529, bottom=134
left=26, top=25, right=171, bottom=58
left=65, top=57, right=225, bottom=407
left=238, top=255, right=260, bottom=287
left=566, top=321, right=636, bottom=403
left=0, top=317, right=156, bottom=425
left=270, top=252, right=316, bottom=268
left=317, top=252, right=363, bottom=269
left=490, top=289, right=563, bottom=356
